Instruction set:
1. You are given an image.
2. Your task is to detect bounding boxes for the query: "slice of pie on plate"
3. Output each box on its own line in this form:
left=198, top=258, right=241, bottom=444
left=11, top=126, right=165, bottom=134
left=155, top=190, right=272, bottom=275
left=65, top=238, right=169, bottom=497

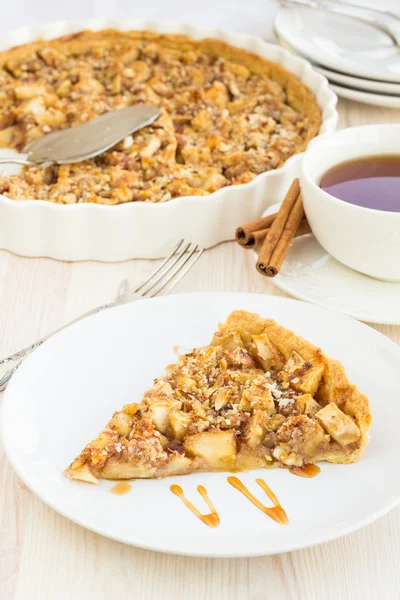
left=64, top=310, right=372, bottom=483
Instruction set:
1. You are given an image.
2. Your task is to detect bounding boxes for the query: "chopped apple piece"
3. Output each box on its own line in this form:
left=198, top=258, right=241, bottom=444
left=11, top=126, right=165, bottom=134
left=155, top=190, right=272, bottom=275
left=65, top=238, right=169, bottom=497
left=146, top=399, right=180, bottom=435
left=280, top=351, right=325, bottom=395
left=273, top=444, right=303, bottom=467
left=0, top=126, right=15, bottom=147
left=250, top=333, right=284, bottom=371
left=159, top=434, right=169, bottom=449
left=170, top=410, right=193, bottom=440
left=236, top=449, right=270, bottom=470
left=213, top=387, right=232, bottom=411
left=239, top=378, right=275, bottom=413
left=122, top=403, right=140, bottom=417
left=316, top=402, right=360, bottom=446
left=295, top=394, right=321, bottom=416
left=244, top=410, right=270, bottom=449
left=183, top=429, right=237, bottom=468
left=67, top=463, right=99, bottom=484
left=108, top=411, right=133, bottom=437
left=14, top=84, right=47, bottom=99
left=19, top=96, right=46, bottom=116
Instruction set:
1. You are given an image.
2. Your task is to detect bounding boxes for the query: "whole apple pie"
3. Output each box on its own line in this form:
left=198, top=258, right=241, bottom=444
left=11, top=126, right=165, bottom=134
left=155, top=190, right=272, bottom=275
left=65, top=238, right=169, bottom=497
left=0, top=30, right=321, bottom=204
left=65, top=311, right=371, bottom=483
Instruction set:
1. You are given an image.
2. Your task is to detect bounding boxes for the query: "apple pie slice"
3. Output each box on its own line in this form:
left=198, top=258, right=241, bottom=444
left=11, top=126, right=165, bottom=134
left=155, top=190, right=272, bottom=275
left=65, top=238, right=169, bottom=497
left=64, top=310, right=371, bottom=483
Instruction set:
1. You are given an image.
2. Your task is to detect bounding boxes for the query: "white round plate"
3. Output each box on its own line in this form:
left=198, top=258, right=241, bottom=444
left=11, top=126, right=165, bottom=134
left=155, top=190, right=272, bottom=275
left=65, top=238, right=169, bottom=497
left=2, top=293, right=400, bottom=557
left=314, top=66, right=400, bottom=95
left=275, top=7, right=400, bottom=83
left=329, top=83, right=400, bottom=109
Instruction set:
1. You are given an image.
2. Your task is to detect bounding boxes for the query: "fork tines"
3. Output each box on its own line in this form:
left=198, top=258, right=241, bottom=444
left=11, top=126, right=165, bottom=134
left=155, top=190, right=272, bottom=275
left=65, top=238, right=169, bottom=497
left=134, top=240, right=204, bottom=298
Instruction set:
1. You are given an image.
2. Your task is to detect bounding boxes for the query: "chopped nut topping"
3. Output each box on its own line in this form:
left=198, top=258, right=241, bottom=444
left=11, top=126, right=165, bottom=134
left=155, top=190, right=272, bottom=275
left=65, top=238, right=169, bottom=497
left=0, top=30, right=316, bottom=204
left=278, top=397, right=294, bottom=409
left=64, top=310, right=370, bottom=484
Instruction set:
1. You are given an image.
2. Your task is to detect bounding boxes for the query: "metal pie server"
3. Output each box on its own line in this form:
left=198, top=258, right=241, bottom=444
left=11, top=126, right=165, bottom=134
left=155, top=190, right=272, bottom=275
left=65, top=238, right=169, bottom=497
left=0, top=104, right=161, bottom=167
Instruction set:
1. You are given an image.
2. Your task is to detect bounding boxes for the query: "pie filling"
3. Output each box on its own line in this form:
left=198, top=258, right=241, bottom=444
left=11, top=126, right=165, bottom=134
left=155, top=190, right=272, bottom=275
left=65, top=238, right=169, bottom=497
left=0, top=30, right=320, bottom=204
left=65, top=310, right=371, bottom=483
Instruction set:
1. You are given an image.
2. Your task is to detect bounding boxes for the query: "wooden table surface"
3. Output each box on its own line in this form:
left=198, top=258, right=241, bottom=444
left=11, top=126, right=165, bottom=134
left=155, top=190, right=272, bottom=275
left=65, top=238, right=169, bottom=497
left=0, top=99, right=399, bottom=600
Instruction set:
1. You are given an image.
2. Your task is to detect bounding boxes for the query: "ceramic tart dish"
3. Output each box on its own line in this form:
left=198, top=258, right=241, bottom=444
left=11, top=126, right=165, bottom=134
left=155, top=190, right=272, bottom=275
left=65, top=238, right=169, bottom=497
left=0, top=20, right=338, bottom=261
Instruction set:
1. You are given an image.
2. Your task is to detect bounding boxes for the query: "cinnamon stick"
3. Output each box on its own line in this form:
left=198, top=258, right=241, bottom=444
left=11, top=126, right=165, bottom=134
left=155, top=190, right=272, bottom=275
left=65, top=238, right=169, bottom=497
left=257, top=192, right=305, bottom=277
left=235, top=212, right=276, bottom=246
left=239, top=218, right=311, bottom=249
left=256, top=179, right=300, bottom=273
left=290, top=218, right=311, bottom=239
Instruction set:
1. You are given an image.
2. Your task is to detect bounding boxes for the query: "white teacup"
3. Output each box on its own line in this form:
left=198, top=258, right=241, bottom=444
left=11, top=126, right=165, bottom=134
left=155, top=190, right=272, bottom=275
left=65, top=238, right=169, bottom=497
left=300, top=125, right=400, bottom=282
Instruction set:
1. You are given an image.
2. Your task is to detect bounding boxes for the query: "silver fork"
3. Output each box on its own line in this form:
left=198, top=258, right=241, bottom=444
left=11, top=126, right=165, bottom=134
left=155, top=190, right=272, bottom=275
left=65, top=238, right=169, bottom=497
left=0, top=240, right=203, bottom=393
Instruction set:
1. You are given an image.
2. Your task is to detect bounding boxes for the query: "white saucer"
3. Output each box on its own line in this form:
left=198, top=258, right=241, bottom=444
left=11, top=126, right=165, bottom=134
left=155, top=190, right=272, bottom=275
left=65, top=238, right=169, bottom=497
left=275, top=7, right=400, bottom=83
left=329, top=83, right=400, bottom=109
left=255, top=207, right=400, bottom=324
left=315, top=66, right=400, bottom=96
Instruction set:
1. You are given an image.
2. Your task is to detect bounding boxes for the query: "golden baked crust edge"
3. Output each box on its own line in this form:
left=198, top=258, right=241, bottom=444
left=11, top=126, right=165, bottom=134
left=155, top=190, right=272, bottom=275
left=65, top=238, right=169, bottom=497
left=215, top=310, right=372, bottom=463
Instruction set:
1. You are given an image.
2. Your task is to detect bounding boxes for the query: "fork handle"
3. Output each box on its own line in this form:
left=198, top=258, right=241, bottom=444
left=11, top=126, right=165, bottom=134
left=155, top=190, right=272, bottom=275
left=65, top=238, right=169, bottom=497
left=0, top=302, right=114, bottom=392
left=0, top=354, right=37, bottom=392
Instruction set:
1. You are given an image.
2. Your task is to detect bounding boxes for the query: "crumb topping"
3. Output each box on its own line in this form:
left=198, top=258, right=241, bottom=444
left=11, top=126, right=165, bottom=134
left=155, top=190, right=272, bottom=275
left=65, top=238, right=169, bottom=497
left=65, top=310, right=369, bottom=483
left=0, top=31, right=314, bottom=204
left=75, top=343, right=332, bottom=474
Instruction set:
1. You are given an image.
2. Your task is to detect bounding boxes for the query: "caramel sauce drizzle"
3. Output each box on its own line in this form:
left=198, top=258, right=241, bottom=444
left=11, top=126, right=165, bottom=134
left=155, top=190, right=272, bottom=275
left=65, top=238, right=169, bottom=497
left=227, top=476, right=288, bottom=525
left=109, top=482, right=132, bottom=495
left=170, top=484, right=220, bottom=528
left=290, top=464, right=321, bottom=478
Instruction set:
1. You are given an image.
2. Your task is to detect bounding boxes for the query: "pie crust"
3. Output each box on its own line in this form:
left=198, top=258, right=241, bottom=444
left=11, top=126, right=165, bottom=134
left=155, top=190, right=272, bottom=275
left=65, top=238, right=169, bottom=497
left=65, top=310, right=371, bottom=483
left=0, top=29, right=320, bottom=204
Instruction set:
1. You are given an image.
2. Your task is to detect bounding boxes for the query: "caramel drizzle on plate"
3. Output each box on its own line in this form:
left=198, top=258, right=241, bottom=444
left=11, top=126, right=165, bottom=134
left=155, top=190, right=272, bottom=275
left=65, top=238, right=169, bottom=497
left=109, top=482, right=132, bottom=495
left=110, top=468, right=320, bottom=529
left=170, top=484, right=220, bottom=528
left=227, top=476, right=288, bottom=525
left=290, top=464, right=321, bottom=478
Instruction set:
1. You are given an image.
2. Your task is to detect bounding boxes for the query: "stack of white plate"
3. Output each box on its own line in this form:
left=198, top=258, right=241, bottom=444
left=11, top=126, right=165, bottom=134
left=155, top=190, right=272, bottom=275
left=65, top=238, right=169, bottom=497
left=274, top=6, right=400, bottom=108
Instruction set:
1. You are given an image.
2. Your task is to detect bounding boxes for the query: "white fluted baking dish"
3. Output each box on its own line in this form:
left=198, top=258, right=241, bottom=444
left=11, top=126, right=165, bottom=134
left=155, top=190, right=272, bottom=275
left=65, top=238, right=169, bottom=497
left=0, top=20, right=338, bottom=261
